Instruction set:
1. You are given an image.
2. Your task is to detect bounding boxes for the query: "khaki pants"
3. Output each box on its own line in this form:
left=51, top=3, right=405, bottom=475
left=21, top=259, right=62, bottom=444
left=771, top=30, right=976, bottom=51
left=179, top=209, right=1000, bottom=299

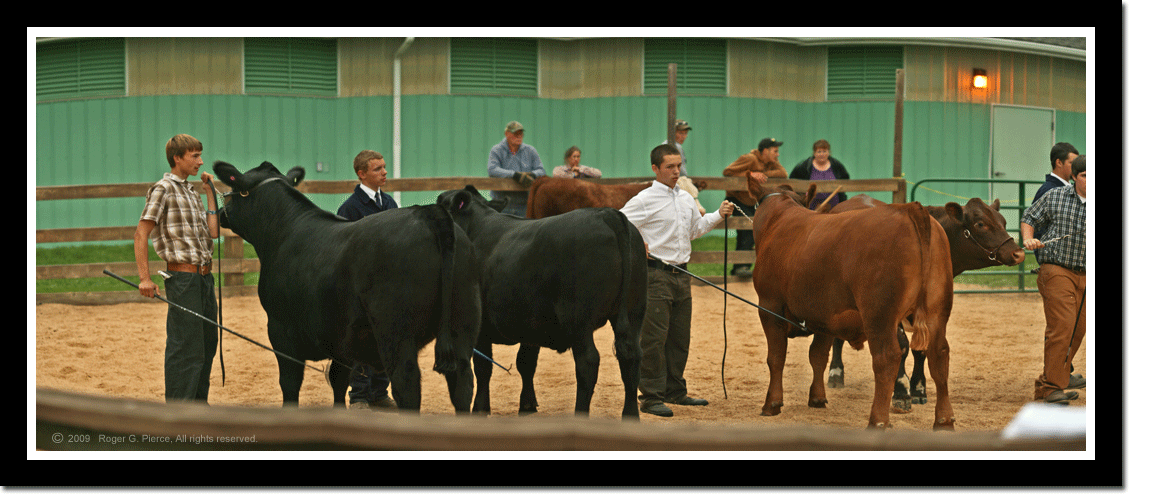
left=1034, top=264, right=1087, bottom=399
left=638, top=267, right=694, bottom=405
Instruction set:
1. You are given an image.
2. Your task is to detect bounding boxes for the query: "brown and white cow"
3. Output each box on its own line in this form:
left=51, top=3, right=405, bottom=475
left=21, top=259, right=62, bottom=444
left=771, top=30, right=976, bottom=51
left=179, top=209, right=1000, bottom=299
left=749, top=184, right=956, bottom=430
left=819, top=194, right=1026, bottom=410
left=525, top=176, right=652, bottom=219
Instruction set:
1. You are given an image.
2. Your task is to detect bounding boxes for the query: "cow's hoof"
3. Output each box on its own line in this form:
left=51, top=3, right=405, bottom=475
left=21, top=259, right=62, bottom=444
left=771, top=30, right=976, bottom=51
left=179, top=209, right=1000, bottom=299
left=912, top=384, right=927, bottom=404
left=933, top=417, right=956, bottom=431
left=891, top=398, right=912, bottom=414
left=866, top=422, right=889, bottom=430
left=808, top=398, right=828, bottom=408
left=828, top=369, right=844, bottom=388
left=760, top=402, right=783, bottom=416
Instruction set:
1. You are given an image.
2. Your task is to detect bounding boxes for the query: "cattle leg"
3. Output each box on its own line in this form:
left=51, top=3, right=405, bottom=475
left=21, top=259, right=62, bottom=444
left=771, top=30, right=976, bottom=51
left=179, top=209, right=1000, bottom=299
left=328, top=359, right=352, bottom=408
left=925, top=330, right=955, bottom=431
left=516, top=344, right=541, bottom=415
left=808, top=334, right=833, bottom=408
left=760, top=316, right=788, bottom=416
left=614, top=329, right=642, bottom=420
left=275, top=354, right=305, bottom=407
left=270, top=323, right=304, bottom=407
left=865, top=326, right=901, bottom=429
left=828, top=338, right=846, bottom=388
left=891, top=326, right=913, bottom=414
left=571, top=336, right=601, bottom=417
left=472, top=339, right=493, bottom=416
left=910, top=350, right=928, bottom=404
left=388, top=339, right=422, bottom=412
left=442, top=366, right=474, bottom=415
left=441, top=344, right=475, bottom=415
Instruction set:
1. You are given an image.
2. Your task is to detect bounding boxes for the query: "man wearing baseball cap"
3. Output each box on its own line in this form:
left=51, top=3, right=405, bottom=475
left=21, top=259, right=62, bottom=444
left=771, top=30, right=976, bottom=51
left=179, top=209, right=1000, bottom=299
left=661, top=120, right=692, bottom=177
left=661, top=120, right=706, bottom=215
left=722, top=137, right=787, bottom=277
left=488, top=120, right=545, bottom=216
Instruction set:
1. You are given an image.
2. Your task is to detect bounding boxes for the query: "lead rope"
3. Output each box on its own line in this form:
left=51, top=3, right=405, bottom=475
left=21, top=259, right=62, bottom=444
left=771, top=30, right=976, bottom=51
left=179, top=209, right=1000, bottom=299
left=207, top=182, right=225, bottom=386
left=722, top=213, right=729, bottom=400
left=721, top=203, right=755, bottom=401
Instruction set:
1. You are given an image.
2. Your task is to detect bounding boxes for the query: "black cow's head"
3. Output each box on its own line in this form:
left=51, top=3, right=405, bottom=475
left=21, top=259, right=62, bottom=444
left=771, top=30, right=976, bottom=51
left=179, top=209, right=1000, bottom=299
left=213, top=160, right=306, bottom=231
left=439, top=185, right=508, bottom=214
left=437, top=186, right=510, bottom=234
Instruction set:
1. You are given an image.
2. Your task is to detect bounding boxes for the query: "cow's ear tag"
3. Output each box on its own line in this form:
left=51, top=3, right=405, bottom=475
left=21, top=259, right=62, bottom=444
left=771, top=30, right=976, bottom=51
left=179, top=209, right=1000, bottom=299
left=458, top=200, right=464, bottom=210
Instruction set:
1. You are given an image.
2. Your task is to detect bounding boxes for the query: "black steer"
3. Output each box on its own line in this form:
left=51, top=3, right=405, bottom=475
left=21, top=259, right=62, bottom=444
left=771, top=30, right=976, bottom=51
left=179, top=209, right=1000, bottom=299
left=214, top=161, right=480, bottom=413
left=437, top=186, right=646, bottom=419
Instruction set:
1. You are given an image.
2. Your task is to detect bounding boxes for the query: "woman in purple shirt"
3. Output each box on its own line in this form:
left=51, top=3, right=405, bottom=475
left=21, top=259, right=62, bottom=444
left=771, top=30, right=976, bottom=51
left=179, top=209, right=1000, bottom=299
left=789, top=139, right=851, bottom=210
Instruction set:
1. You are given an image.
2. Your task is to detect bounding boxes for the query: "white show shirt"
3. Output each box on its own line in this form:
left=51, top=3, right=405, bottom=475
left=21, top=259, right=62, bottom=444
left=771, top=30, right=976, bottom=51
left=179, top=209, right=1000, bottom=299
left=619, top=180, right=724, bottom=266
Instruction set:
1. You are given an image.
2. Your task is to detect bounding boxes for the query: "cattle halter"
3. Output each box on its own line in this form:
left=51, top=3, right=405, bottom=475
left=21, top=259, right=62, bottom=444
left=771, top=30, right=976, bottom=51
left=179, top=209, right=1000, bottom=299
left=961, top=229, right=1018, bottom=264
left=220, top=175, right=292, bottom=200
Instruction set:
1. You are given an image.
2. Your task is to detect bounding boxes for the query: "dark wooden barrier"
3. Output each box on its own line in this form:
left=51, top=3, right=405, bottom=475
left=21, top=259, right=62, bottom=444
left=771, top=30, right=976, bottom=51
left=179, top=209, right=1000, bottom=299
left=36, top=388, right=1080, bottom=451
left=35, top=176, right=905, bottom=304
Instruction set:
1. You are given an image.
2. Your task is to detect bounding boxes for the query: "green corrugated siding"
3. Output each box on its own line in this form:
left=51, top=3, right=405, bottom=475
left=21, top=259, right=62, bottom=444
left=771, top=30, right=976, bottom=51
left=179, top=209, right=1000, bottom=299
left=643, top=38, right=727, bottom=96
left=450, top=38, right=538, bottom=96
left=827, top=46, right=904, bottom=101
left=36, top=38, right=126, bottom=101
left=34, top=94, right=1085, bottom=236
left=244, top=38, right=337, bottom=96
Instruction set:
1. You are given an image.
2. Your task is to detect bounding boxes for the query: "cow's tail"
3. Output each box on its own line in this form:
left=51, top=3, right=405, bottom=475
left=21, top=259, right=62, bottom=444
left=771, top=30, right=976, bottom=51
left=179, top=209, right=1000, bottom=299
left=908, top=202, right=934, bottom=352
left=429, top=204, right=459, bottom=374
left=606, top=209, right=641, bottom=362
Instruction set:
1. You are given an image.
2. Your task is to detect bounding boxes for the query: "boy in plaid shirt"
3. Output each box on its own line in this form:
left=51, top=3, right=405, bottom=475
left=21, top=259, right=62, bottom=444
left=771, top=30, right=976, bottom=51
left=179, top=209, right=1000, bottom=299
left=133, top=134, right=219, bottom=403
left=1021, top=155, right=1087, bottom=404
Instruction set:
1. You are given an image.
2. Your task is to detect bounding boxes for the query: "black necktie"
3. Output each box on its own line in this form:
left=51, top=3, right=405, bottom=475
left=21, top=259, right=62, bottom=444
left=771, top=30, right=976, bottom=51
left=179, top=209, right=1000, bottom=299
left=375, top=192, right=383, bottom=209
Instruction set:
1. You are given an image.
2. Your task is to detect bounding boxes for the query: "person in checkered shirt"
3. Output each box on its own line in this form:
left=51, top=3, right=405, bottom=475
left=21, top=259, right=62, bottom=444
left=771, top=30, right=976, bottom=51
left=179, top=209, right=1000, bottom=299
left=1021, top=154, right=1087, bottom=405
left=133, top=134, right=219, bottom=403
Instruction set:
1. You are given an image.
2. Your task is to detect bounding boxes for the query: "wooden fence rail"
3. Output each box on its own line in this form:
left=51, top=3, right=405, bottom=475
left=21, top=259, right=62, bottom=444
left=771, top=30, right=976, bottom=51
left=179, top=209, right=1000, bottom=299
left=35, top=176, right=905, bottom=305
left=36, top=388, right=1080, bottom=451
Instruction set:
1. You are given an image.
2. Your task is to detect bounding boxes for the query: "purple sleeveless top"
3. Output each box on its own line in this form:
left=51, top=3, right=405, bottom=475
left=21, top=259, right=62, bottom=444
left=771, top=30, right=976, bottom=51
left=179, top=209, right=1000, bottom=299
left=808, top=167, right=839, bottom=210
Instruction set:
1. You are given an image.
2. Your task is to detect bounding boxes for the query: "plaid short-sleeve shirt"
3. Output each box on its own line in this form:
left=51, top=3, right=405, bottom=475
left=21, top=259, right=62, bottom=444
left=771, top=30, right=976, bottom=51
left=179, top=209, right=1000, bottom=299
left=139, top=172, right=214, bottom=265
left=1021, top=184, right=1086, bottom=269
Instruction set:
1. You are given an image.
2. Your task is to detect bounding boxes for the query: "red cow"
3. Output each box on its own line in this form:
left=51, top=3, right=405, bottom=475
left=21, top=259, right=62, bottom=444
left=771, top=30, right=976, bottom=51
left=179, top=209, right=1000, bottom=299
left=525, top=176, right=652, bottom=219
left=749, top=184, right=955, bottom=430
left=820, top=194, right=1026, bottom=410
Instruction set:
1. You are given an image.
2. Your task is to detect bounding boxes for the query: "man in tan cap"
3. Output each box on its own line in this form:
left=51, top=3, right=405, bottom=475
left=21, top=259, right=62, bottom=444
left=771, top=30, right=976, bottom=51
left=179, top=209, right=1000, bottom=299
left=488, top=120, right=545, bottom=216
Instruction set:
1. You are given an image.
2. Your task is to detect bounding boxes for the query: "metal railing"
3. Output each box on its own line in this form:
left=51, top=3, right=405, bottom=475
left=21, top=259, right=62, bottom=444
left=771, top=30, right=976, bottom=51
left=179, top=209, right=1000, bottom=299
left=911, top=178, right=1043, bottom=293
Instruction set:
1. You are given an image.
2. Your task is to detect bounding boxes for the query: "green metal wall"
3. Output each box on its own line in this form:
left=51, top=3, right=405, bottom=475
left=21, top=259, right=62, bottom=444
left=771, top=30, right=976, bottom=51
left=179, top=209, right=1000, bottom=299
left=35, top=94, right=1087, bottom=237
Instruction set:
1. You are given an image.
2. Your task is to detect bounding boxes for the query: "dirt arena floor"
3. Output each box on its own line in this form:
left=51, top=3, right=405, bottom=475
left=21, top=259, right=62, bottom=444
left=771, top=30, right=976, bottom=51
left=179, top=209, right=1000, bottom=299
left=34, top=281, right=1088, bottom=432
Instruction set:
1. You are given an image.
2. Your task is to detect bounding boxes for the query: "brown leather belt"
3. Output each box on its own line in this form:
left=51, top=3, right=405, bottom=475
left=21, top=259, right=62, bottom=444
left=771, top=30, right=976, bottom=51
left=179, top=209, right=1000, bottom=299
left=167, top=261, right=212, bottom=275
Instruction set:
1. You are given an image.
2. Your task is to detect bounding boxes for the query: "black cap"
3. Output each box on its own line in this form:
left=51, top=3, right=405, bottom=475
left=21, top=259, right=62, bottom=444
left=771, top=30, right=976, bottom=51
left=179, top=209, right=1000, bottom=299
left=759, top=138, right=783, bottom=150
